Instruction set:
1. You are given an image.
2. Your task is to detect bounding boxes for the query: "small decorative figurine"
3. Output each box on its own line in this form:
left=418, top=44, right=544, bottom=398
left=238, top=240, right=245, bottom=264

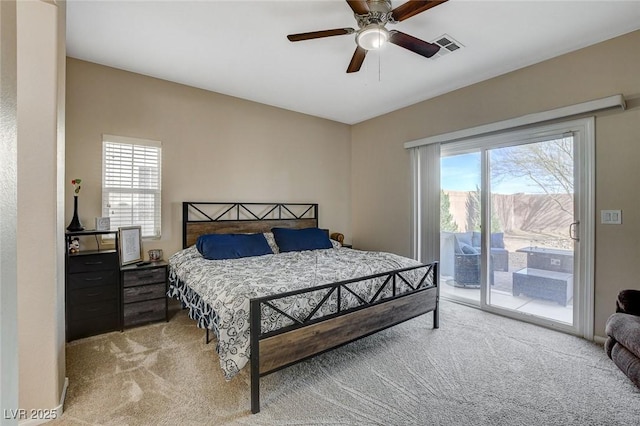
left=69, top=237, right=80, bottom=254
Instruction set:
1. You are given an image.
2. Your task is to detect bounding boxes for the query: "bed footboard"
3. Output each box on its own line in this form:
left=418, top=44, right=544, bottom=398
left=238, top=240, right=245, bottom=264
left=249, top=261, right=439, bottom=413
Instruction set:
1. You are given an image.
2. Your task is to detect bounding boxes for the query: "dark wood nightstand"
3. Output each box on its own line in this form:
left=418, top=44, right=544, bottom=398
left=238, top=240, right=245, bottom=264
left=121, top=261, right=168, bottom=328
left=65, top=230, right=121, bottom=341
left=342, top=244, right=353, bottom=249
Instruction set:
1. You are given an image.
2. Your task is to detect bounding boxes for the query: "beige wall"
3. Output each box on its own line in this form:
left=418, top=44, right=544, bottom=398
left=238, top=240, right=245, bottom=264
left=1, top=0, right=19, bottom=416
left=66, top=58, right=352, bottom=257
left=16, top=0, right=66, bottom=413
left=351, top=30, right=640, bottom=337
left=55, top=0, right=67, bottom=400
left=66, top=31, right=639, bottom=339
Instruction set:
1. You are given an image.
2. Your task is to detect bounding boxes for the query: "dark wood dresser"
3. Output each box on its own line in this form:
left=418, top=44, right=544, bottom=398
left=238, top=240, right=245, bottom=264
left=121, top=261, right=168, bottom=328
left=65, top=230, right=120, bottom=341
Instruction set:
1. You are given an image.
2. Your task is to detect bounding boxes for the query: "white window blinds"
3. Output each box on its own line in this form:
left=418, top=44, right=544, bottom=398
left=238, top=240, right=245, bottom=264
left=102, top=135, right=162, bottom=238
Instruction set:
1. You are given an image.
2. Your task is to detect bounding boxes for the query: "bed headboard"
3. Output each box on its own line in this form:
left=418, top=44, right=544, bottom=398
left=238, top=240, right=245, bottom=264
left=182, top=202, right=319, bottom=248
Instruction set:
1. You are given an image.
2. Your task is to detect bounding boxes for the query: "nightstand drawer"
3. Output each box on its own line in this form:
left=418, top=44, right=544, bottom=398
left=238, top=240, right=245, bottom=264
left=123, top=299, right=165, bottom=327
left=123, top=283, right=166, bottom=304
left=70, top=299, right=119, bottom=321
left=69, top=284, right=118, bottom=306
left=68, top=270, right=117, bottom=290
left=123, top=268, right=166, bottom=287
left=68, top=253, right=118, bottom=273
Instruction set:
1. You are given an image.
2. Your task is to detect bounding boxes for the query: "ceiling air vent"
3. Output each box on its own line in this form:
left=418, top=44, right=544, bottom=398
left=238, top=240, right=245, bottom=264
left=429, top=34, right=464, bottom=60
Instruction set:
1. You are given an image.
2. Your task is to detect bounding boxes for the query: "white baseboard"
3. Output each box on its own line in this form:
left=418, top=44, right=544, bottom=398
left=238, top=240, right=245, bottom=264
left=58, top=376, right=69, bottom=412
left=17, top=377, right=68, bottom=426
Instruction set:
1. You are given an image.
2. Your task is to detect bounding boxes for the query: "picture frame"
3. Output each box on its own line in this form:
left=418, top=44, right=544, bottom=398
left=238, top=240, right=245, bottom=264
left=95, top=216, right=111, bottom=231
left=118, top=226, right=142, bottom=266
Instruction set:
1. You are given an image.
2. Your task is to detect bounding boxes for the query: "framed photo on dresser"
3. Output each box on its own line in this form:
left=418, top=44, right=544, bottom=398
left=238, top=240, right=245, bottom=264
left=118, top=226, right=142, bottom=266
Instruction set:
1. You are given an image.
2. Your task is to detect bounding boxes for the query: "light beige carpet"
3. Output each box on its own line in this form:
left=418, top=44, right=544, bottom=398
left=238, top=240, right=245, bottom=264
left=52, top=300, right=640, bottom=425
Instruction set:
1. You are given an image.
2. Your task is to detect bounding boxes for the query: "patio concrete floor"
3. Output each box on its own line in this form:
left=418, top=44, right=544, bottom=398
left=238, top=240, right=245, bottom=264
left=440, top=267, right=574, bottom=325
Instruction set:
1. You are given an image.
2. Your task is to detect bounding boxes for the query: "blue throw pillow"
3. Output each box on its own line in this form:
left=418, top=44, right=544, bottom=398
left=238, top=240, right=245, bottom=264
left=271, top=227, right=332, bottom=252
left=454, top=232, right=473, bottom=253
left=460, top=242, right=478, bottom=255
left=196, top=233, right=273, bottom=260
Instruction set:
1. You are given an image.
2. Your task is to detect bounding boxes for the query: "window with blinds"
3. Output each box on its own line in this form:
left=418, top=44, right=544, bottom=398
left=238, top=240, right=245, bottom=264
left=102, top=135, right=162, bottom=238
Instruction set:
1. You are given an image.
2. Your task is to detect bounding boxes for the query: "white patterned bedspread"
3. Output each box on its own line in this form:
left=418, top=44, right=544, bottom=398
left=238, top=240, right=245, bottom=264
left=168, top=246, right=424, bottom=379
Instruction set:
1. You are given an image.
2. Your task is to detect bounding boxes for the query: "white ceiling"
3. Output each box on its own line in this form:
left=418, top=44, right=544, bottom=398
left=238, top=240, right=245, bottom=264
left=66, top=1, right=640, bottom=125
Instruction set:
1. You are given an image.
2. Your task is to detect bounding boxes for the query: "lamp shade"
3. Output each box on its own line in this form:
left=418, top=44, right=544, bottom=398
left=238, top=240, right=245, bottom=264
left=356, top=24, right=389, bottom=50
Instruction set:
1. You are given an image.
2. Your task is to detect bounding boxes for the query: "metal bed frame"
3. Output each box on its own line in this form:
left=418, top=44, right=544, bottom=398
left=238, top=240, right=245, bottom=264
left=178, top=202, right=439, bottom=414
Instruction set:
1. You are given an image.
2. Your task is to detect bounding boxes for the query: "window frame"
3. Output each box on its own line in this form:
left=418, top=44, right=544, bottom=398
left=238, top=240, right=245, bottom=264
left=102, top=134, right=162, bottom=239
left=410, top=117, right=594, bottom=340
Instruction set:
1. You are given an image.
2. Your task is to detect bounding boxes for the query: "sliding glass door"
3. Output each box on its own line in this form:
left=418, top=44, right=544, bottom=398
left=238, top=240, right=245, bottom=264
left=438, top=119, right=593, bottom=335
left=487, top=138, right=575, bottom=324
left=487, top=135, right=577, bottom=325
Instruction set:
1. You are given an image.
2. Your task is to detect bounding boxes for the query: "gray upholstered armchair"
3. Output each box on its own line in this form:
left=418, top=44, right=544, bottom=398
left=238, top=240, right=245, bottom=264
left=453, top=253, right=496, bottom=287
left=605, top=289, right=640, bottom=388
left=452, top=232, right=504, bottom=286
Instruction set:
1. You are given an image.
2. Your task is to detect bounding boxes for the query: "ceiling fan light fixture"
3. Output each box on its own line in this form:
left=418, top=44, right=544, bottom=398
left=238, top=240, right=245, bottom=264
left=356, top=24, right=389, bottom=50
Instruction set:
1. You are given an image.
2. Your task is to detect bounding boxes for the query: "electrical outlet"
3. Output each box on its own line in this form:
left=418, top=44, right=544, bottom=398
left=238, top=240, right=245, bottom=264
left=601, top=210, right=622, bottom=224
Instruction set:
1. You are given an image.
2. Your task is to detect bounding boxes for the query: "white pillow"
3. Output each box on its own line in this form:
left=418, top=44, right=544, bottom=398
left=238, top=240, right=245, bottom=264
left=263, top=232, right=279, bottom=254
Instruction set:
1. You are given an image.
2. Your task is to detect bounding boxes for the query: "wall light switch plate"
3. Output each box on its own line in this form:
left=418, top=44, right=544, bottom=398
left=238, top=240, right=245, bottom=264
left=601, top=210, right=622, bottom=225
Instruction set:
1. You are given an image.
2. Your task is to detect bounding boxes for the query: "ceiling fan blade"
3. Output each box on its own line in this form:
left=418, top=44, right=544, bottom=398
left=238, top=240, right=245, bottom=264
left=287, top=28, right=355, bottom=42
left=346, top=0, right=370, bottom=15
left=389, top=31, right=440, bottom=58
left=391, top=0, right=448, bottom=22
left=347, top=46, right=367, bottom=73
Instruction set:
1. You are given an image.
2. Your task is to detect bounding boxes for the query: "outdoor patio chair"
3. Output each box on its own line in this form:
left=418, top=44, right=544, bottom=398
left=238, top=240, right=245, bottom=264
left=453, top=233, right=496, bottom=287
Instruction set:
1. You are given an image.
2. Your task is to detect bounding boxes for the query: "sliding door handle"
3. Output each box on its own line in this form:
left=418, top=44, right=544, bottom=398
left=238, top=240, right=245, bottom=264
left=569, top=221, right=579, bottom=241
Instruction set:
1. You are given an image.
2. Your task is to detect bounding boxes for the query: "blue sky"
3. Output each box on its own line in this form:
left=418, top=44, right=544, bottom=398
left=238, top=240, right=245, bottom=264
left=441, top=153, right=543, bottom=195
left=441, top=153, right=481, bottom=192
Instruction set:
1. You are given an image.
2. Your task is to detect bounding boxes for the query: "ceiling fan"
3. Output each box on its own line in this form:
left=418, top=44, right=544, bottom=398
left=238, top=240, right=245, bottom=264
left=287, top=0, right=449, bottom=73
